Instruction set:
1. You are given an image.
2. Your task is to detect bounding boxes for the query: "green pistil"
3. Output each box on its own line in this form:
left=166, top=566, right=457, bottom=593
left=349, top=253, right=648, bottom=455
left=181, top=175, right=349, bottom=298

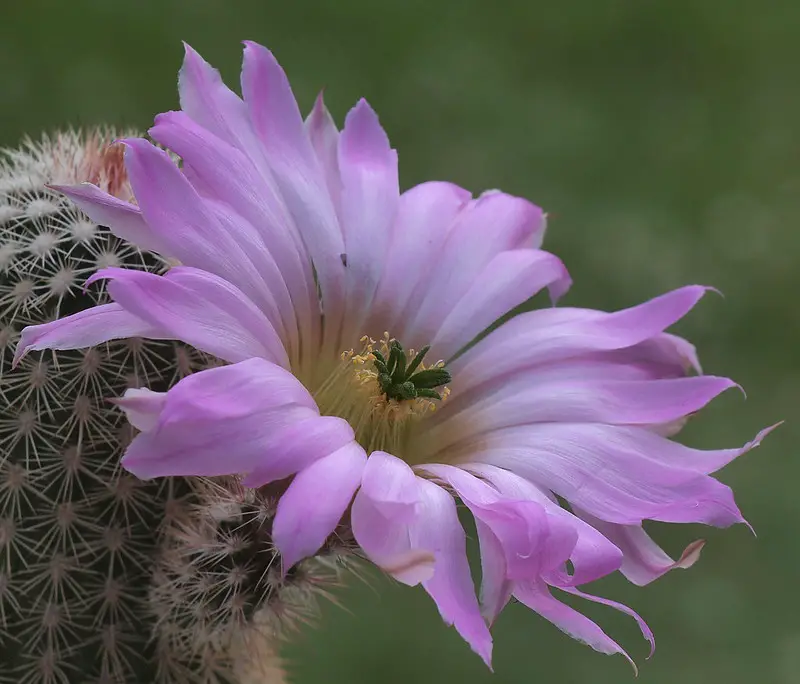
left=372, top=341, right=451, bottom=402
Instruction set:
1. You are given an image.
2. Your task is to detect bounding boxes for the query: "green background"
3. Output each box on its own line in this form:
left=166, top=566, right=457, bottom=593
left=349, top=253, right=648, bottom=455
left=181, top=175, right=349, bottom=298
left=1, top=1, right=797, bottom=682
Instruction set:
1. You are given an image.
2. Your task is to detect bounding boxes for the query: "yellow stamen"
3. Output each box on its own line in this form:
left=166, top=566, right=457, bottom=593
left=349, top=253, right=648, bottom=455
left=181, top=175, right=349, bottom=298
left=312, top=332, right=449, bottom=458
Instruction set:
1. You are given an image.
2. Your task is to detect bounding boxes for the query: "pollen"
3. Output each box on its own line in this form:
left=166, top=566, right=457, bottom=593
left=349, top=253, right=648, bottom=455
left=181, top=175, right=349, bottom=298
left=313, top=332, right=450, bottom=457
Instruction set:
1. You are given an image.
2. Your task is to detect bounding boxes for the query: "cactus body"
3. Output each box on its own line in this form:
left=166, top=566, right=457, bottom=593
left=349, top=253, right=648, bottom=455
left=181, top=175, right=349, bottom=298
left=0, top=131, right=352, bottom=683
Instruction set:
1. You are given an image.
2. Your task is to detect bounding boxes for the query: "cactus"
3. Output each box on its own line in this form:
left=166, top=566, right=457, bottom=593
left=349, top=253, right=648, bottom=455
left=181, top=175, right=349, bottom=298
left=0, top=130, right=355, bottom=683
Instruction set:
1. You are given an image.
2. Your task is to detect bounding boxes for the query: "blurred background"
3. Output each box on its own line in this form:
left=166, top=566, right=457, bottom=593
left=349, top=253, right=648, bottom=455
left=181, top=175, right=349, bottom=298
left=1, top=1, right=797, bottom=682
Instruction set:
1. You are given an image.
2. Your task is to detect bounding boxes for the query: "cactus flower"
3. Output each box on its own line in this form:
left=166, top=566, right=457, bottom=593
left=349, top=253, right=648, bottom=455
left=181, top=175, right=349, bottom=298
left=16, top=41, right=774, bottom=670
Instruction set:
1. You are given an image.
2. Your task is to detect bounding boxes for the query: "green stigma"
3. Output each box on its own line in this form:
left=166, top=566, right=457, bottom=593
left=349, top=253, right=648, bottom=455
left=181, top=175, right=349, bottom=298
left=371, top=341, right=451, bottom=402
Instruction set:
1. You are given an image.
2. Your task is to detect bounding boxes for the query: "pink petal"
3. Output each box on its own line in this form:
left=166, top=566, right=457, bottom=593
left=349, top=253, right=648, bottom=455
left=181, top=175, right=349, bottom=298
left=474, top=520, right=513, bottom=625
left=112, top=387, right=166, bottom=431
left=426, top=375, right=738, bottom=451
left=530, top=213, right=549, bottom=250
left=430, top=249, right=571, bottom=360
left=355, top=451, right=420, bottom=518
left=273, top=442, right=367, bottom=570
left=411, top=478, right=493, bottom=667
left=155, top=356, right=314, bottom=421
left=241, top=416, right=355, bottom=488
left=241, top=41, right=317, bottom=169
left=377, top=549, right=438, bottom=587
left=572, top=508, right=706, bottom=587
left=561, top=586, right=655, bottom=658
left=450, top=285, right=710, bottom=389
left=401, top=191, right=544, bottom=351
left=150, top=110, right=318, bottom=352
left=89, top=266, right=288, bottom=367
left=15, top=303, right=168, bottom=366
left=119, top=137, right=289, bottom=329
left=465, top=423, right=762, bottom=526
left=607, top=332, right=702, bottom=378
left=659, top=332, right=702, bottom=373
left=51, top=183, right=171, bottom=255
left=426, top=354, right=676, bottom=442
left=306, top=92, right=342, bottom=218
left=240, top=42, right=345, bottom=343
left=514, top=580, right=636, bottom=671
left=423, top=463, right=575, bottom=580
left=467, top=464, right=624, bottom=588
left=121, top=358, right=320, bottom=479
left=351, top=451, right=435, bottom=585
left=369, top=181, right=471, bottom=336
left=179, top=44, right=286, bottom=202
left=149, top=108, right=301, bottom=248
left=338, top=99, right=399, bottom=341
left=179, top=43, right=256, bottom=151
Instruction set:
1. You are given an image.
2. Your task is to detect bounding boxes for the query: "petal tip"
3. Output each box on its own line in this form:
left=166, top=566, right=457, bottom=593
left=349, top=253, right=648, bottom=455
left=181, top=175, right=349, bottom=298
left=241, top=39, right=279, bottom=66
left=675, top=539, right=705, bottom=570
left=341, top=98, right=392, bottom=162
left=11, top=340, right=29, bottom=368
left=180, top=42, right=213, bottom=74
left=119, top=455, right=152, bottom=480
left=46, top=181, right=98, bottom=199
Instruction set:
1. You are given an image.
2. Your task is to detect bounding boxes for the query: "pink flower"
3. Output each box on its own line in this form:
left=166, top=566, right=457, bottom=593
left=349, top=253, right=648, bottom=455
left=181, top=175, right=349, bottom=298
left=16, top=41, right=774, bottom=670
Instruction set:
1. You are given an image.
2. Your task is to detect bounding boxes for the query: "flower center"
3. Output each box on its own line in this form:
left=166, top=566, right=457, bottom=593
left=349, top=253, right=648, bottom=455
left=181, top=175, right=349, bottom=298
left=312, top=333, right=450, bottom=458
